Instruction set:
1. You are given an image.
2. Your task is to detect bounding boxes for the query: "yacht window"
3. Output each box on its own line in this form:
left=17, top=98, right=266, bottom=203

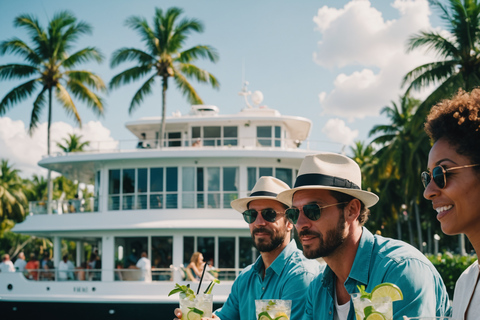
left=114, top=237, right=147, bottom=272
left=223, top=167, right=238, bottom=208
left=108, top=169, right=120, bottom=210
left=197, top=167, right=205, bottom=208
left=152, top=236, right=173, bottom=280
left=166, top=167, right=178, bottom=209
left=256, top=126, right=282, bottom=147
left=167, top=132, right=181, bottom=147
left=182, top=167, right=195, bottom=209
left=247, top=166, right=295, bottom=191
left=223, top=126, right=238, bottom=146
left=183, top=236, right=194, bottom=264
left=137, top=168, right=148, bottom=209
left=198, top=237, right=215, bottom=268
left=122, top=169, right=135, bottom=210
left=204, top=126, right=221, bottom=146
left=150, top=167, right=164, bottom=209
left=239, top=237, right=256, bottom=268
left=207, top=167, right=220, bottom=208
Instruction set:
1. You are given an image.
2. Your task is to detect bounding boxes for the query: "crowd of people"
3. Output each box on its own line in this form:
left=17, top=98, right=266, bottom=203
left=172, top=89, right=480, bottom=320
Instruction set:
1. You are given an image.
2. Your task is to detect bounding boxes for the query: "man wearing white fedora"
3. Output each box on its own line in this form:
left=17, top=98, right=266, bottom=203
left=174, top=176, right=322, bottom=320
left=277, top=153, right=451, bottom=320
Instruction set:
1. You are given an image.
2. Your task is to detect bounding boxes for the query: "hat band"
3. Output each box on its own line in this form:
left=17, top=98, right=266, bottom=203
left=250, top=191, right=278, bottom=197
left=294, top=173, right=360, bottom=189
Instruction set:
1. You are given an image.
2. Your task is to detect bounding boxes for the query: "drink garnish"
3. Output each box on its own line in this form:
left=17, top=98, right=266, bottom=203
left=370, top=283, right=403, bottom=302
left=258, top=311, right=273, bottom=320
left=204, top=278, right=220, bottom=294
left=169, top=283, right=195, bottom=300
left=274, top=311, right=289, bottom=320
left=187, top=307, right=204, bottom=320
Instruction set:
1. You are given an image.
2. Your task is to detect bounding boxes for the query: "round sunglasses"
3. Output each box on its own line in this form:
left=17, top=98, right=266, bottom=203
left=285, top=202, right=348, bottom=224
left=421, top=164, right=480, bottom=189
left=242, top=208, right=283, bottom=224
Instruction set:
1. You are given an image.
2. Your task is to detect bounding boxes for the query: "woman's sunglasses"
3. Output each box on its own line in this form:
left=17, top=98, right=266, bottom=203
left=421, top=164, right=480, bottom=189
left=242, top=208, right=283, bottom=224
left=285, top=202, right=348, bottom=224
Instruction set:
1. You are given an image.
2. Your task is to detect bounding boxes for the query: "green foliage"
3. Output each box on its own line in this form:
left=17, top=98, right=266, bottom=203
left=0, top=159, right=27, bottom=223
left=56, top=133, right=90, bottom=153
left=427, top=253, right=477, bottom=298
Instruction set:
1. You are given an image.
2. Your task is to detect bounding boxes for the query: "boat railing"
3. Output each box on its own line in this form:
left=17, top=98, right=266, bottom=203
left=17, top=267, right=240, bottom=282
left=43, top=137, right=343, bottom=157
left=29, top=198, right=97, bottom=215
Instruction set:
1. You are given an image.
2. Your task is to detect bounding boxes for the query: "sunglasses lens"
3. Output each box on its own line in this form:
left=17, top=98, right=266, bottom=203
left=432, top=166, right=446, bottom=189
left=285, top=208, right=299, bottom=224
left=304, top=204, right=321, bottom=221
left=242, top=209, right=257, bottom=224
left=262, top=208, right=278, bottom=222
left=421, top=171, right=431, bottom=188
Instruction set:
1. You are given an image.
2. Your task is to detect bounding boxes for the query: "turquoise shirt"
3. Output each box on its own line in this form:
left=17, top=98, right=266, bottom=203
left=215, top=240, right=323, bottom=320
left=304, top=228, right=451, bottom=320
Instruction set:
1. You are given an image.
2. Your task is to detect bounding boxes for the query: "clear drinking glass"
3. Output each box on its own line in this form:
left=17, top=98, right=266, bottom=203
left=255, top=299, right=292, bottom=320
left=179, top=293, right=213, bottom=320
left=351, top=293, right=393, bottom=320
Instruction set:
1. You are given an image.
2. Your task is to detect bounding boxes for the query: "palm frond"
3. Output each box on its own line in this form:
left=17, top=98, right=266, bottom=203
left=173, top=71, right=203, bottom=104
left=66, top=70, right=106, bottom=91
left=178, top=45, right=220, bottom=63
left=178, top=63, right=220, bottom=89
left=0, top=38, right=42, bottom=65
left=110, top=48, right=155, bottom=68
left=406, top=31, right=459, bottom=58
left=62, top=47, right=103, bottom=68
left=402, top=60, right=458, bottom=91
left=125, top=16, right=158, bottom=55
left=28, top=87, right=47, bottom=134
left=55, top=84, right=81, bottom=125
left=0, top=79, right=39, bottom=114
left=66, top=80, right=104, bottom=116
left=129, top=74, right=156, bottom=114
left=0, top=64, right=38, bottom=81
left=109, top=65, right=153, bottom=89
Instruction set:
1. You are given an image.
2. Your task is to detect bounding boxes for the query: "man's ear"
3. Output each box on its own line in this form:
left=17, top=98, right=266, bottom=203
left=344, top=199, right=361, bottom=223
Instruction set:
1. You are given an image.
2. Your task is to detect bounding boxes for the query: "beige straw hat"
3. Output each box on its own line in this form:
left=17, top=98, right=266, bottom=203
left=231, top=176, right=291, bottom=213
left=277, top=153, right=379, bottom=208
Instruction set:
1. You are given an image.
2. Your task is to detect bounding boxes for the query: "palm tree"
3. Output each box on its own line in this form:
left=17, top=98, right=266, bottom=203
left=368, top=95, right=431, bottom=247
left=403, top=0, right=480, bottom=125
left=110, top=7, right=220, bottom=147
left=56, top=133, right=90, bottom=153
left=0, top=11, right=106, bottom=213
left=0, top=159, right=27, bottom=224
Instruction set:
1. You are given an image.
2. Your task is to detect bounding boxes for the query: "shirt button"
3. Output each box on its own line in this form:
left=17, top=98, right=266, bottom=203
left=262, top=287, right=265, bottom=290
left=329, top=311, right=332, bottom=314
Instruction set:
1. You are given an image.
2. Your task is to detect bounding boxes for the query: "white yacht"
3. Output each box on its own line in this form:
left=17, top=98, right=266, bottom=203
left=0, top=87, right=331, bottom=318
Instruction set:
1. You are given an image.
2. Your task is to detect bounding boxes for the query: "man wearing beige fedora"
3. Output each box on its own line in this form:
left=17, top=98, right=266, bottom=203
left=277, top=153, right=451, bottom=320
left=174, top=176, right=322, bottom=320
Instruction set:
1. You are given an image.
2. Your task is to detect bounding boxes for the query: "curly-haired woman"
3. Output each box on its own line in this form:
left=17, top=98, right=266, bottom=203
left=423, top=89, right=480, bottom=319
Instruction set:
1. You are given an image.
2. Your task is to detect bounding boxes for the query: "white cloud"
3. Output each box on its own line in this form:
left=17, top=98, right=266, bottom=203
left=313, top=0, right=439, bottom=118
left=0, top=117, right=117, bottom=178
left=322, top=118, right=359, bottom=146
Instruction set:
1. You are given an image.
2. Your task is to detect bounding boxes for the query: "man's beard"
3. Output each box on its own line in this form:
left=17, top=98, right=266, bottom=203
left=299, top=213, right=346, bottom=259
left=251, top=226, right=287, bottom=253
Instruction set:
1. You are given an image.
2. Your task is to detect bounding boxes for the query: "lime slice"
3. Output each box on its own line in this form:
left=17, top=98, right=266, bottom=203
left=274, top=311, right=289, bottom=320
left=258, top=311, right=273, bottom=320
left=364, top=306, right=374, bottom=317
left=365, top=312, right=386, bottom=320
left=371, top=283, right=403, bottom=302
left=355, top=312, right=362, bottom=320
left=187, top=307, right=204, bottom=320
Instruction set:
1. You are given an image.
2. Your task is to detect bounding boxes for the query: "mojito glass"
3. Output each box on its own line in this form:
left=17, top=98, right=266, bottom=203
left=255, top=299, right=291, bottom=320
left=179, top=293, right=213, bottom=320
left=351, top=293, right=393, bottom=320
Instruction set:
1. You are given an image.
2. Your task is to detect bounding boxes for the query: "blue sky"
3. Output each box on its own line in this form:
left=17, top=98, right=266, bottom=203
left=0, top=0, right=444, bottom=176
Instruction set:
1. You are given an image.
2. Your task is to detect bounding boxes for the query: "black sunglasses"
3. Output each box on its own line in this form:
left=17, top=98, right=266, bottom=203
left=242, top=208, right=283, bottom=224
left=285, top=202, right=348, bottom=224
left=421, top=164, right=480, bottom=189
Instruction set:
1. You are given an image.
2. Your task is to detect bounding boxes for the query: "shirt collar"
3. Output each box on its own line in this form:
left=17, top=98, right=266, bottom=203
left=348, top=227, right=374, bottom=286
left=253, top=240, right=298, bottom=275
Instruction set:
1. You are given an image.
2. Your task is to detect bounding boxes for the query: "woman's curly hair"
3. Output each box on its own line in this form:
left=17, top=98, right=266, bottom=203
left=425, top=89, right=480, bottom=167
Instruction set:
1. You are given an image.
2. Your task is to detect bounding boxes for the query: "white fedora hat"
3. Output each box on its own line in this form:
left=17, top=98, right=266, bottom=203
left=231, top=176, right=290, bottom=213
left=277, top=153, right=379, bottom=208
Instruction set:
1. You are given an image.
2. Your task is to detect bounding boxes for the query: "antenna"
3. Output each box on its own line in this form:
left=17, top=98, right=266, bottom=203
left=238, top=60, right=252, bottom=108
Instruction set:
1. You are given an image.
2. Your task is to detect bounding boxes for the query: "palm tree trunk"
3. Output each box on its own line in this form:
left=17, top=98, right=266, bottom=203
left=396, top=215, right=402, bottom=240
left=47, top=88, right=53, bottom=214
left=413, top=201, right=423, bottom=253
left=159, top=76, right=168, bottom=148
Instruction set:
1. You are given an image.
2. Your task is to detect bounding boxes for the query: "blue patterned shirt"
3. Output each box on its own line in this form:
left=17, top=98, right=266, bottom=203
left=304, top=228, right=451, bottom=320
left=215, top=240, right=323, bottom=320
